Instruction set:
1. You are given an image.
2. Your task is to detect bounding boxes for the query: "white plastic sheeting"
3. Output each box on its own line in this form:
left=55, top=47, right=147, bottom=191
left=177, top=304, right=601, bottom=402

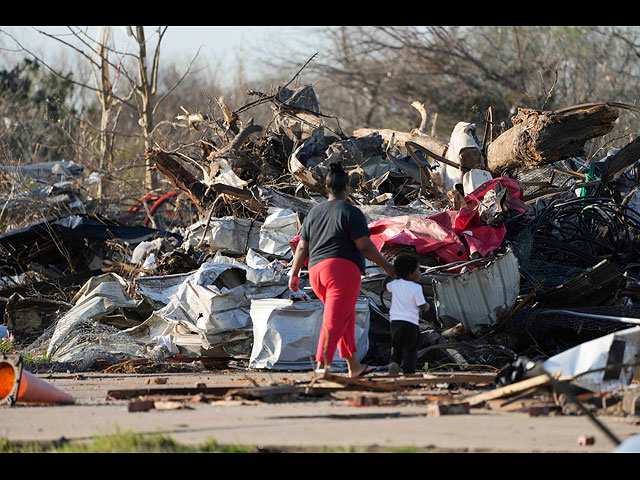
left=433, top=248, right=520, bottom=336
left=543, top=326, right=640, bottom=393
left=431, top=122, right=483, bottom=193
left=249, top=298, right=370, bottom=371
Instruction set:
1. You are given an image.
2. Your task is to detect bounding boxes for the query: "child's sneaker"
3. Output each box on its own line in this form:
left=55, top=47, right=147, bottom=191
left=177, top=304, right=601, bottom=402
left=388, top=362, right=399, bottom=377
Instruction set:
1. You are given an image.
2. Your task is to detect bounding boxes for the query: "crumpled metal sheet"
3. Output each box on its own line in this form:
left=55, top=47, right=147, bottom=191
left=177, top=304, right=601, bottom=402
left=47, top=273, right=140, bottom=359
left=258, top=208, right=298, bottom=258
left=249, top=298, right=370, bottom=371
left=182, top=216, right=262, bottom=254
left=543, top=326, right=640, bottom=393
left=130, top=261, right=289, bottom=358
left=433, top=248, right=520, bottom=335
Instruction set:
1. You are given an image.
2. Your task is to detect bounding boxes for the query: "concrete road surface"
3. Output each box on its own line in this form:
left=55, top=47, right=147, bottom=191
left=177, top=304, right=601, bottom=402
left=2, top=370, right=639, bottom=453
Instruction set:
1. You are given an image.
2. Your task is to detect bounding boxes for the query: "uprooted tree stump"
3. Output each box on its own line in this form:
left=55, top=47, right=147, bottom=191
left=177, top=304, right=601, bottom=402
left=486, top=104, right=619, bottom=175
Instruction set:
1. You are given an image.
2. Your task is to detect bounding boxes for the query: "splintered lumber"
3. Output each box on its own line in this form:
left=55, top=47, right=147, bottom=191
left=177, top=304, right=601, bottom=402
left=211, top=121, right=263, bottom=171
left=600, top=136, right=640, bottom=183
left=225, top=385, right=303, bottom=401
left=353, top=127, right=448, bottom=158
left=317, top=372, right=409, bottom=392
left=464, top=374, right=552, bottom=407
left=107, top=386, right=237, bottom=400
left=148, top=149, right=266, bottom=213
left=147, top=149, right=215, bottom=211
left=389, top=372, right=497, bottom=387
left=486, top=105, right=619, bottom=175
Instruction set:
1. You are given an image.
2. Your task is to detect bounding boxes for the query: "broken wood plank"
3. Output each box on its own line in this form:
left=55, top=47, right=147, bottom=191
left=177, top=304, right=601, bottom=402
left=225, top=385, right=303, bottom=401
left=464, top=374, right=552, bottom=407
left=316, top=372, right=409, bottom=392
left=147, top=149, right=215, bottom=211
left=363, top=372, right=497, bottom=388
left=107, top=386, right=238, bottom=400
left=599, top=136, right=640, bottom=183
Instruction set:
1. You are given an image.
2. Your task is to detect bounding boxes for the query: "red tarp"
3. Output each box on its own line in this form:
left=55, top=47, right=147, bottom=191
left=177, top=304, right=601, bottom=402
left=290, top=178, right=527, bottom=268
left=368, top=178, right=527, bottom=265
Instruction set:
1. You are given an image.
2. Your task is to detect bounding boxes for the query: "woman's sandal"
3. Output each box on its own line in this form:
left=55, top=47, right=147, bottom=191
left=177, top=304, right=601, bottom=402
left=355, top=365, right=376, bottom=378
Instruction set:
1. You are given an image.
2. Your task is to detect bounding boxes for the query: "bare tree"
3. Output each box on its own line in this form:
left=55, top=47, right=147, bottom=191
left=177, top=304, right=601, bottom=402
left=1, top=26, right=201, bottom=193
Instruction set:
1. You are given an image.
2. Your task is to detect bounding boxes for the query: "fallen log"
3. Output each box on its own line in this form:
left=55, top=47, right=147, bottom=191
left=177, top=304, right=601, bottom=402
left=486, top=105, right=619, bottom=175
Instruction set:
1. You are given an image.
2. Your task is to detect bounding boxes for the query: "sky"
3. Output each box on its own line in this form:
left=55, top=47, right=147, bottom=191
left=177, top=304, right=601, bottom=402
left=0, top=26, right=327, bottom=85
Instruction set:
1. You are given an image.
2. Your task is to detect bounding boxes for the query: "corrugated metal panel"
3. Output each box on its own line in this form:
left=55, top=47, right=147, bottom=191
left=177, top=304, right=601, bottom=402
left=433, top=249, right=520, bottom=335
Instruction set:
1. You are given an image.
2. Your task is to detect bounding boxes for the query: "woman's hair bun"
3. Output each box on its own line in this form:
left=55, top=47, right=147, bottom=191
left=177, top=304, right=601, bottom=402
left=328, top=162, right=345, bottom=174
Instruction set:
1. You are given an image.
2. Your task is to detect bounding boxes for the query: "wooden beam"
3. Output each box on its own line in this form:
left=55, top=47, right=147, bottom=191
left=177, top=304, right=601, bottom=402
left=464, top=374, right=553, bottom=407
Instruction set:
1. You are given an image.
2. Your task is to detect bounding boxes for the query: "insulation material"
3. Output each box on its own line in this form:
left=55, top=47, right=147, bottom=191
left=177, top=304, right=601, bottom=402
left=249, top=298, right=370, bottom=371
left=542, top=326, right=640, bottom=393
left=433, top=248, right=520, bottom=335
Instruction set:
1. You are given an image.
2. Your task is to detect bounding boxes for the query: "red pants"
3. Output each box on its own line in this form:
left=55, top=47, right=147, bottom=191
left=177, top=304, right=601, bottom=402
left=309, top=257, right=362, bottom=365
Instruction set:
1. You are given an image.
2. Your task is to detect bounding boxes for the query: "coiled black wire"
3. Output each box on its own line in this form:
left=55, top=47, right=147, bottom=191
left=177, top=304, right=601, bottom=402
left=529, top=195, right=640, bottom=270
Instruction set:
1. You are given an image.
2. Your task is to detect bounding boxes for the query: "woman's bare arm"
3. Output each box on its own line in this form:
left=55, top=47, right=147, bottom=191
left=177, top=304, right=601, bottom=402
left=288, top=239, right=310, bottom=292
left=354, top=236, right=395, bottom=278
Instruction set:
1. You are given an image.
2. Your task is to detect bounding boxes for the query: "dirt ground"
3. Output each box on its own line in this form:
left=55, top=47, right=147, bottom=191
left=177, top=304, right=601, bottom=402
left=2, top=369, right=640, bottom=453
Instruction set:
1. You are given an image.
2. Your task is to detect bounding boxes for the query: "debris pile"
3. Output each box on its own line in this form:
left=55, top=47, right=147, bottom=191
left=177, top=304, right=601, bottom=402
left=2, top=85, right=640, bottom=426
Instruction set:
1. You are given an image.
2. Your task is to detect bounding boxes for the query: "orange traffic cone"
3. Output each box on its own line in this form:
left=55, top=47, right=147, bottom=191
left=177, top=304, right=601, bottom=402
left=0, top=354, right=75, bottom=406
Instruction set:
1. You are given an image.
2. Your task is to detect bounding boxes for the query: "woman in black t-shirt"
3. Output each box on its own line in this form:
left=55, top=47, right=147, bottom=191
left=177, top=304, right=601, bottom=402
left=289, top=163, right=394, bottom=378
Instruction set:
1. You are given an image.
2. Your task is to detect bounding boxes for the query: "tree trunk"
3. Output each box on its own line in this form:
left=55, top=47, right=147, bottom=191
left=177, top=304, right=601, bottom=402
left=486, top=105, right=619, bottom=175
left=136, top=26, right=160, bottom=192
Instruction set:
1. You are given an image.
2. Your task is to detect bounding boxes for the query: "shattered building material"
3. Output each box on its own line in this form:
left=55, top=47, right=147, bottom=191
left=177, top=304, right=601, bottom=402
left=182, top=216, right=262, bottom=254
left=0, top=214, right=180, bottom=283
left=258, top=208, right=298, bottom=258
left=542, top=326, right=640, bottom=393
left=4, top=294, right=71, bottom=344
left=536, top=260, right=628, bottom=308
left=44, top=272, right=146, bottom=366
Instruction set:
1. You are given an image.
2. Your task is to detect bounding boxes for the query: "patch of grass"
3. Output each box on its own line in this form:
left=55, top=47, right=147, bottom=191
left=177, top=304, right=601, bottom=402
left=0, top=346, right=51, bottom=364
left=0, top=339, right=15, bottom=353
left=0, top=430, right=258, bottom=453
left=0, top=432, right=443, bottom=453
left=0, top=437, right=46, bottom=453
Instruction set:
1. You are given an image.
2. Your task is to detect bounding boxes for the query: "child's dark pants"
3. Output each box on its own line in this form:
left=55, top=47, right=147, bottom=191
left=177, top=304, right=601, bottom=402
left=390, top=320, right=419, bottom=374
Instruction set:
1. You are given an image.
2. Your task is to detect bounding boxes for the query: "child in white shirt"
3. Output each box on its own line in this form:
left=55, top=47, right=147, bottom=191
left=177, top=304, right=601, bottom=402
left=385, top=253, right=430, bottom=375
